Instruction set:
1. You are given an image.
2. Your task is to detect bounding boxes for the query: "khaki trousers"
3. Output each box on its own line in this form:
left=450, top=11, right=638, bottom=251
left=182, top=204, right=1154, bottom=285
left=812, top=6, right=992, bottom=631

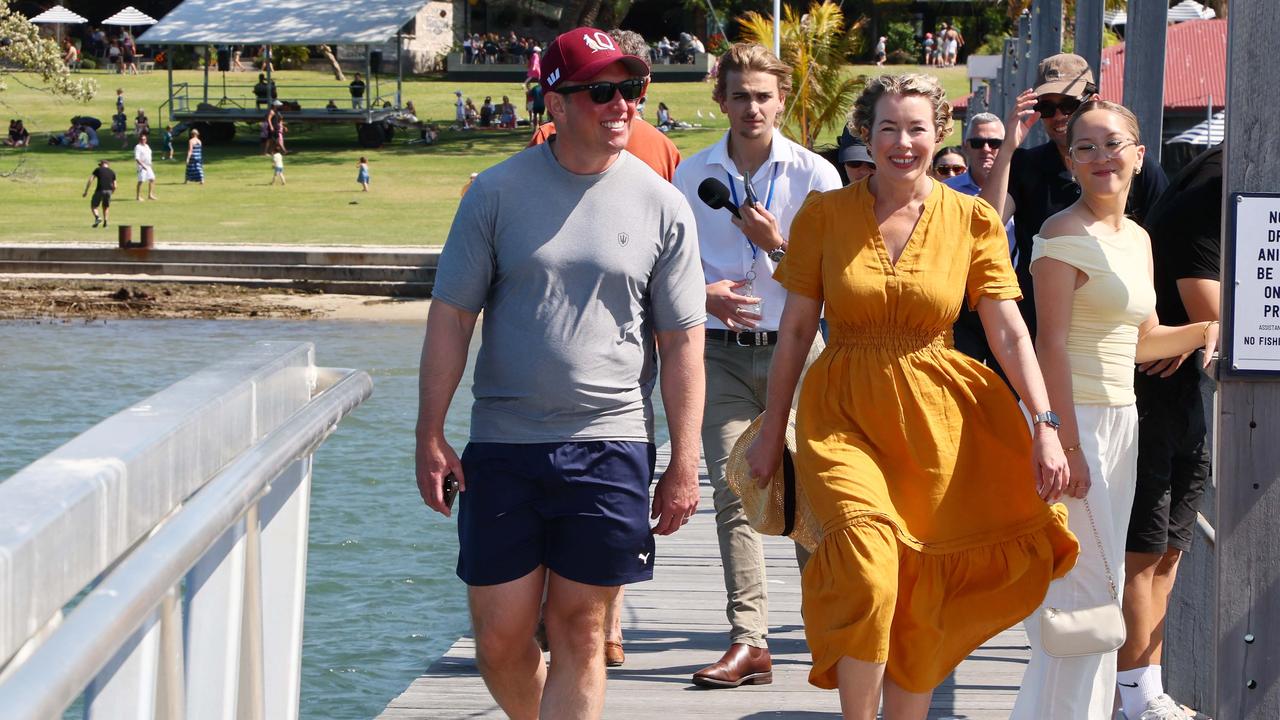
left=702, top=335, right=823, bottom=647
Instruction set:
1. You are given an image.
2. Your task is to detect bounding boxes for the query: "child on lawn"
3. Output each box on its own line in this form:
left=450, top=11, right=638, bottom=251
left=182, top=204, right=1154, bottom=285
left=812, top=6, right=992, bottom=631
left=356, top=156, right=370, bottom=191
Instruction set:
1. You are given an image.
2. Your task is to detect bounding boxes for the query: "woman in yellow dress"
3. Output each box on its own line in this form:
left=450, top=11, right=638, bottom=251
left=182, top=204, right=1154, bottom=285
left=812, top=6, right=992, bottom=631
left=746, top=73, right=1080, bottom=719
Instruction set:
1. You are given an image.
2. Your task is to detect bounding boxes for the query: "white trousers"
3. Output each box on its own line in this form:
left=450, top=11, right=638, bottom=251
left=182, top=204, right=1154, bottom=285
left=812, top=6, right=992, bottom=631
left=1011, top=403, right=1139, bottom=720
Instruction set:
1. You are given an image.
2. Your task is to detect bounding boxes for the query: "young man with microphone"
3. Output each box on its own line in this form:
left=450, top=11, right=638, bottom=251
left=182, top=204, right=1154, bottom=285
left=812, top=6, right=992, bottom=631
left=671, top=42, right=840, bottom=689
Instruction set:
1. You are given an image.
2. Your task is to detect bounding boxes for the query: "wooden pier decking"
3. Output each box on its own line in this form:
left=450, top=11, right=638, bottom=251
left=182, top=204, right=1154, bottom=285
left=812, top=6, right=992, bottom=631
left=379, top=447, right=1030, bottom=719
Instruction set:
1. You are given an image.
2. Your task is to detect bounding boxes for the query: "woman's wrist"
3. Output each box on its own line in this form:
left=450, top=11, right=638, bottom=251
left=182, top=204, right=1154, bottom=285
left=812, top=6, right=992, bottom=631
left=1202, top=320, right=1220, bottom=343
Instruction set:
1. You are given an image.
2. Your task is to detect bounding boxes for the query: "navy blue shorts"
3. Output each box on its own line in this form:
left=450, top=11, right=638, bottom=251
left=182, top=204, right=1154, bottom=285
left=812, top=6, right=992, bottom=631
left=456, top=440, right=657, bottom=587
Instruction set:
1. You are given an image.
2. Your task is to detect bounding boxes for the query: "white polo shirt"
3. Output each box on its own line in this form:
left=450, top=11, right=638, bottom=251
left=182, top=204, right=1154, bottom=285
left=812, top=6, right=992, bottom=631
left=673, top=128, right=841, bottom=331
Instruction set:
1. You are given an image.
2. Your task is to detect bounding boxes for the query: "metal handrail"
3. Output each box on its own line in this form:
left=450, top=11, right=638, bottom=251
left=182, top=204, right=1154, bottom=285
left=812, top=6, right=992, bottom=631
left=0, top=367, right=372, bottom=720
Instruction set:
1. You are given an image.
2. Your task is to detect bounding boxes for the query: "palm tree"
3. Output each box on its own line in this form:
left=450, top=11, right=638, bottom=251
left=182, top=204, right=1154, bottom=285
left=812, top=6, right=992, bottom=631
left=738, top=1, right=866, bottom=149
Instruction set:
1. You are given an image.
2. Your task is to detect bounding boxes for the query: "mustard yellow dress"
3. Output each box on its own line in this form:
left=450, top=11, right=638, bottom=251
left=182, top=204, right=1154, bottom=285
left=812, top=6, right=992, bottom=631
left=776, top=180, right=1078, bottom=693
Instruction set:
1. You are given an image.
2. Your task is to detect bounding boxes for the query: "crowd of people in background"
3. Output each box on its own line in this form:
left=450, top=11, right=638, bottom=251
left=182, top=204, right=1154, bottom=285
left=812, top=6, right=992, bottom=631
left=62, top=26, right=144, bottom=73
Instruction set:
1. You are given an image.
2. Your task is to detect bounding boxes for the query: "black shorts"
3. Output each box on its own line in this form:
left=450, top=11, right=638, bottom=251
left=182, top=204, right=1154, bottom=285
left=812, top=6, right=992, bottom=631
left=1127, top=361, right=1212, bottom=554
left=91, top=190, right=112, bottom=209
left=456, top=440, right=657, bottom=587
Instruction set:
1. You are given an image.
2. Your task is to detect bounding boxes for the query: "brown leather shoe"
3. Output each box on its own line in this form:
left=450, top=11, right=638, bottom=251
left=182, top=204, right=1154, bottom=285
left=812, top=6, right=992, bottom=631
left=691, top=643, right=772, bottom=688
left=604, top=640, right=625, bottom=667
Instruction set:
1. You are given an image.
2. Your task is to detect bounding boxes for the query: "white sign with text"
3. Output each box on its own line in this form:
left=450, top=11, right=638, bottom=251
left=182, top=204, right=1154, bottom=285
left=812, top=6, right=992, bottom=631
left=1232, top=194, right=1280, bottom=372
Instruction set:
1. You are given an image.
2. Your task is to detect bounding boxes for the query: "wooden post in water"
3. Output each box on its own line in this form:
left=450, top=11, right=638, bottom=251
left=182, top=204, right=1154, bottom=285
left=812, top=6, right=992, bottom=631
left=1075, top=0, right=1104, bottom=85
left=1121, top=0, right=1168, bottom=164
left=1216, top=2, right=1280, bottom=716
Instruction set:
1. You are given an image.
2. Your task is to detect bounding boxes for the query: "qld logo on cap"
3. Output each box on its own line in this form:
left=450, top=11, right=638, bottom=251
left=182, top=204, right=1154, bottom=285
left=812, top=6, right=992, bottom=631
left=582, top=31, right=615, bottom=53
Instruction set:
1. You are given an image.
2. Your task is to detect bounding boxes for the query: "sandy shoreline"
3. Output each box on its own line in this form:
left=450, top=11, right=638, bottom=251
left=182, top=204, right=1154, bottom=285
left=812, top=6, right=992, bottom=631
left=0, top=279, right=430, bottom=323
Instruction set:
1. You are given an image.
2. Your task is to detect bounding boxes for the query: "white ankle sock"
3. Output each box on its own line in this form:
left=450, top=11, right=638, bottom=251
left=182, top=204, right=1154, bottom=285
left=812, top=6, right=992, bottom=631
left=1118, top=665, right=1163, bottom=718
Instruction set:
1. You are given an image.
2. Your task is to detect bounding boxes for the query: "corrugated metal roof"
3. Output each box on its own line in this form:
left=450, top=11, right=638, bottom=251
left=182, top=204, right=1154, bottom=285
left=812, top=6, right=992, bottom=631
left=954, top=19, right=1226, bottom=113
left=1099, top=19, right=1226, bottom=111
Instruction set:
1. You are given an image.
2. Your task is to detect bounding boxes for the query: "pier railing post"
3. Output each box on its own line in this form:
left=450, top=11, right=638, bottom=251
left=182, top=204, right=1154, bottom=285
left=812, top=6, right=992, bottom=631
left=1216, top=2, right=1280, bottom=717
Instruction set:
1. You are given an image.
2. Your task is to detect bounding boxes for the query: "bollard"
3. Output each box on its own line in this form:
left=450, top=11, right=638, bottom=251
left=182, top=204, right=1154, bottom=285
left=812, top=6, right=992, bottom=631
left=117, top=225, right=133, bottom=248
left=140, top=225, right=155, bottom=249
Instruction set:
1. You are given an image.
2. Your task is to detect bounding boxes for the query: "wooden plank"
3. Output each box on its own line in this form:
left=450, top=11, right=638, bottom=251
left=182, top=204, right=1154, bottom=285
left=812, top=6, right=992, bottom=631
left=1121, top=0, right=1168, bottom=164
left=1016, top=12, right=1048, bottom=149
left=1074, top=0, right=1105, bottom=89
left=1216, top=2, right=1280, bottom=716
left=1028, top=0, right=1062, bottom=149
left=377, top=446, right=1037, bottom=718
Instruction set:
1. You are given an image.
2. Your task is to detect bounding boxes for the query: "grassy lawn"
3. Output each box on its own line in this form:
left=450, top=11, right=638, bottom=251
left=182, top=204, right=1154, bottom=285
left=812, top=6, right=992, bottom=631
left=0, top=64, right=967, bottom=246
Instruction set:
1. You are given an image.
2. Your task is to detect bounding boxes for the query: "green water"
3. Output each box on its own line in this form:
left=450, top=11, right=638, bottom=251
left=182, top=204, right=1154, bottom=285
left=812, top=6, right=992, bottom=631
left=1, top=318, right=469, bottom=719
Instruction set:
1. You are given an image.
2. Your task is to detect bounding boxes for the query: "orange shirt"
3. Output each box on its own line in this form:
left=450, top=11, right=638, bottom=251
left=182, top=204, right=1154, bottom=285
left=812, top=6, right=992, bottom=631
left=527, top=119, right=680, bottom=182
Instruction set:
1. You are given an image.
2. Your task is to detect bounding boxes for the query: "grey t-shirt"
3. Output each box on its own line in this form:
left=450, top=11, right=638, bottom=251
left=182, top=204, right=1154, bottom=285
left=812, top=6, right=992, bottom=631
left=433, top=144, right=705, bottom=444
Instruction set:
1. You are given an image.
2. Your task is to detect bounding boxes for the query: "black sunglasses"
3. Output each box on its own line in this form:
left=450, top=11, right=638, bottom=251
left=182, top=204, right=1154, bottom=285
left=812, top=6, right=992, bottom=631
left=1034, top=97, right=1083, bottom=117
left=966, top=137, right=1003, bottom=150
left=556, top=78, right=647, bottom=104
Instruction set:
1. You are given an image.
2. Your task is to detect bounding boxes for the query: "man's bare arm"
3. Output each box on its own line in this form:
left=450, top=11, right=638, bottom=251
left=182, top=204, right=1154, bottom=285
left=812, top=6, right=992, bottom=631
left=415, top=300, right=479, bottom=516
left=651, top=325, right=705, bottom=536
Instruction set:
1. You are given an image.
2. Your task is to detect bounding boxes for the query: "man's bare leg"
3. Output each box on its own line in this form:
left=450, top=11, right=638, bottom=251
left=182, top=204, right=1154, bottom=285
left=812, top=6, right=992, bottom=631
left=468, top=567, right=548, bottom=720
left=542, top=571, right=619, bottom=719
left=605, top=589, right=624, bottom=645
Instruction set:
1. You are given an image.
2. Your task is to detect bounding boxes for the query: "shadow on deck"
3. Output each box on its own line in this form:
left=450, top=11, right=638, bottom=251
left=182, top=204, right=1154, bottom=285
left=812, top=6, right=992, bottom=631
left=378, top=446, right=1030, bottom=719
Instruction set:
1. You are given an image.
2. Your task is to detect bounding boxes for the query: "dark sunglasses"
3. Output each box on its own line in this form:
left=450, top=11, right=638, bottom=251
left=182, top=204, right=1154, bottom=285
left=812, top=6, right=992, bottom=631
left=556, top=78, right=647, bottom=104
left=966, top=137, right=1003, bottom=150
left=1034, top=97, right=1083, bottom=117
left=934, top=165, right=966, bottom=177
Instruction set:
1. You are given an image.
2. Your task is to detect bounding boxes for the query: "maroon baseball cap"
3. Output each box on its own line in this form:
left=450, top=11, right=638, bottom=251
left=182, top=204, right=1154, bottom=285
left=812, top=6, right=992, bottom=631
left=540, top=27, right=650, bottom=94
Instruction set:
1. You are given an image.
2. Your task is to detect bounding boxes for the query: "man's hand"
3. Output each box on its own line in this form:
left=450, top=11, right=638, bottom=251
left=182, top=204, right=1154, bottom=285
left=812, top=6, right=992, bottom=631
left=415, top=431, right=465, bottom=517
left=706, top=279, right=762, bottom=330
left=731, top=202, right=783, bottom=252
left=650, top=462, right=699, bottom=535
left=1138, top=352, right=1190, bottom=377
left=1007, top=89, right=1039, bottom=150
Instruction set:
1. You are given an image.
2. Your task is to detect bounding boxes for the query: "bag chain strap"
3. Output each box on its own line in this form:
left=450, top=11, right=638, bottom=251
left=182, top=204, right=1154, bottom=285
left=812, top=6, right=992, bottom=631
left=1082, top=497, right=1118, bottom=601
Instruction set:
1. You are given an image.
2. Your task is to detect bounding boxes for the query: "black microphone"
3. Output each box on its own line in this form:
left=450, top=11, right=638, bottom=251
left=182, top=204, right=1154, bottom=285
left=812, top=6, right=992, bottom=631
left=697, top=177, right=741, bottom=219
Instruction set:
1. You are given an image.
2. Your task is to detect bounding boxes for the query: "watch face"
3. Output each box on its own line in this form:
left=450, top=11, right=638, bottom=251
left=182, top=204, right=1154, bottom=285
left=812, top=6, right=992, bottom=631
left=769, top=249, right=785, bottom=262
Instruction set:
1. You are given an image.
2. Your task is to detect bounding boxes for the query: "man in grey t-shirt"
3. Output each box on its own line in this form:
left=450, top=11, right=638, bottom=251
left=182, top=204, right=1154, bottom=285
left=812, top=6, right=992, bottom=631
left=415, top=27, right=705, bottom=718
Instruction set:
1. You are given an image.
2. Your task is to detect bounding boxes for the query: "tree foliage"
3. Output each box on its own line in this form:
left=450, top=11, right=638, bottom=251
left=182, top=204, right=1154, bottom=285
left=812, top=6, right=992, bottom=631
left=0, top=2, right=96, bottom=102
left=737, top=0, right=864, bottom=149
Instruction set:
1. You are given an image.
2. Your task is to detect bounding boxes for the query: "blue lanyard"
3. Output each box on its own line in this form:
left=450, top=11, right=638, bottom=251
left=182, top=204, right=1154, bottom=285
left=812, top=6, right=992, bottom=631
left=726, top=162, right=780, bottom=260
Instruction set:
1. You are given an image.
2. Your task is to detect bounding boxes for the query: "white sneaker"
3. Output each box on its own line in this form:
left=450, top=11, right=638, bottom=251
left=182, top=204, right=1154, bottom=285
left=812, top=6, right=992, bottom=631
left=1137, top=694, right=1190, bottom=720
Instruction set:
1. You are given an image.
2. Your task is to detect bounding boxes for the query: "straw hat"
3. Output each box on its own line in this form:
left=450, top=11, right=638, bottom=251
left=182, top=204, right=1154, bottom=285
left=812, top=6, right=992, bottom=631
left=725, top=411, right=821, bottom=553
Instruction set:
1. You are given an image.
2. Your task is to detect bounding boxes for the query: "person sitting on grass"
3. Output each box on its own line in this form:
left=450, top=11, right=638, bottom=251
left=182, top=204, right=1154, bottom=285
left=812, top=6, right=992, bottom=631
left=498, top=96, right=516, bottom=128
left=5, top=119, right=30, bottom=147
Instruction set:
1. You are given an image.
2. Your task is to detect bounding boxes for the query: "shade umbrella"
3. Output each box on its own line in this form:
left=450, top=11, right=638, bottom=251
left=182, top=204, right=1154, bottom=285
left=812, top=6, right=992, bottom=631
left=103, top=6, right=158, bottom=48
left=102, top=6, right=158, bottom=27
left=1168, top=111, right=1224, bottom=145
left=30, top=5, right=88, bottom=44
left=1169, top=0, right=1216, bottom=23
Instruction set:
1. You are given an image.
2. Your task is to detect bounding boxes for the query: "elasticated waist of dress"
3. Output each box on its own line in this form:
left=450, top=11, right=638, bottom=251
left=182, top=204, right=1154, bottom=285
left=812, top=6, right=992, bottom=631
left=827, top=326, right=953, bottom=354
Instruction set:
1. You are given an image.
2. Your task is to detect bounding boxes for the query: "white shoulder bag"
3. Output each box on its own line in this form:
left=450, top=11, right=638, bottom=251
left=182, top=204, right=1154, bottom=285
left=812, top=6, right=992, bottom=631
left=1040, top=498, right=1127, bottom=658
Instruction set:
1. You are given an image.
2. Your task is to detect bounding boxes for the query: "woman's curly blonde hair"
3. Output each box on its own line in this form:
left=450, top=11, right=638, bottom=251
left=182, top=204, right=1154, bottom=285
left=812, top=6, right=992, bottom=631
left=848, top=73, right=953, bottom=142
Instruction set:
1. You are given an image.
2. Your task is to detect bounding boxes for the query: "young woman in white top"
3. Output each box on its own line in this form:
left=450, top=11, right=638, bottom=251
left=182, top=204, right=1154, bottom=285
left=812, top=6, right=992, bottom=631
left=1012, top=100, right=1218, bottom=720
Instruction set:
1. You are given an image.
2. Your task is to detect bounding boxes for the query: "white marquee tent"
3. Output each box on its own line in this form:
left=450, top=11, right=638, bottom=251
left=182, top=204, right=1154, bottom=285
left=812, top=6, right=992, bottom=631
left=139, top=0, right=427, bottom=45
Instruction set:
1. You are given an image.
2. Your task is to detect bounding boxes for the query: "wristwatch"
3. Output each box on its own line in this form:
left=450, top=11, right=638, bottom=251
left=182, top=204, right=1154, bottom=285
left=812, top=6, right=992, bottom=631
left=1032, top=410, right=1061, bottom=430
left=768, top=247, right=786, bottom=262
